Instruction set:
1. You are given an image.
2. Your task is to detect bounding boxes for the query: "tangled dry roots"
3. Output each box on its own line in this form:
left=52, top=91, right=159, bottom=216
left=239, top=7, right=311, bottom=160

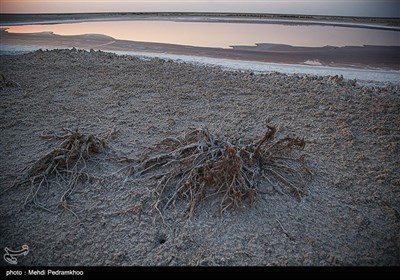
left=133, top=125, right=311, bottom=218
left=18, top=128, right=106, bottom=216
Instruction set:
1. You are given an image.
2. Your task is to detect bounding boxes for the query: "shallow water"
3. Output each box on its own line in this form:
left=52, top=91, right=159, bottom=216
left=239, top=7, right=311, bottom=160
left=2, top=20, right=400, bottom=48
left=113, top=49, right=400, bottom=85
left=1, top=44, right=398, bottom=84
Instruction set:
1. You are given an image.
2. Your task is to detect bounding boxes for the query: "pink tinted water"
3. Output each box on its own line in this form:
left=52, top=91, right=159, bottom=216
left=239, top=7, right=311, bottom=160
left=2, top=20, right=399, bottom=48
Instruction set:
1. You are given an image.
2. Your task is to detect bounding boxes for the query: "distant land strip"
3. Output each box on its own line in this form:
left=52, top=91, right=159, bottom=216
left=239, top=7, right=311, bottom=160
left=1, top=12, right=399, bottom=28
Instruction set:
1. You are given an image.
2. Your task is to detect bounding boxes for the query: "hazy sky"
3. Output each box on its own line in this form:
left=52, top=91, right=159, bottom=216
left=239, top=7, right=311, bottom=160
left=1, top=0, right=399, bottom=17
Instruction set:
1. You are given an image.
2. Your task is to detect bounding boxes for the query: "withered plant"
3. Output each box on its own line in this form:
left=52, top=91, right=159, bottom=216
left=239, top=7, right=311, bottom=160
left=132, top=126, right=311, bottom=218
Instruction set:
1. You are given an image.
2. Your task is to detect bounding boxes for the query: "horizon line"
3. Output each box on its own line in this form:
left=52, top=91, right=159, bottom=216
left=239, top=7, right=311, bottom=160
left=0, top=11, right=399, bottom=19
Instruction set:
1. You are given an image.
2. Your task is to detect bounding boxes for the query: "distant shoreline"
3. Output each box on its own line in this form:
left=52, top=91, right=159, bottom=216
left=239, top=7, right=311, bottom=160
left=1, top=12, right=399, bottom=30
left=1, top=29, right=399, bottom=72
left=1, top=12, right=399, bottom=73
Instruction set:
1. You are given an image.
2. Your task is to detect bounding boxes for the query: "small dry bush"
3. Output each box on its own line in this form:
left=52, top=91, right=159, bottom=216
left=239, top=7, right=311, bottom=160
left=16, top=128, right=107, bottom=216
left=133, top=125, right=311, bottom=218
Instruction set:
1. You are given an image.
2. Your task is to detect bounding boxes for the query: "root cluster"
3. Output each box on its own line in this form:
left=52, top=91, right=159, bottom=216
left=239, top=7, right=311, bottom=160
left=19, top=128, right=106, bottom=215
left=133, top=125, right=311, bottom=218
left=17, top=124, right=310, bottom=219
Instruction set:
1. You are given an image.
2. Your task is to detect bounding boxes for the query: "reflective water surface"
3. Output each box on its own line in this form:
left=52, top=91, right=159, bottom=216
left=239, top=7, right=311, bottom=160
left=2, top=20, right=399, bottom=48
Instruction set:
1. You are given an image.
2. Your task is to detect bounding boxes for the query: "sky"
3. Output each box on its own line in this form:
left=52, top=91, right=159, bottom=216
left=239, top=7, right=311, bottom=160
left=0, top=0, right=399, bottom=18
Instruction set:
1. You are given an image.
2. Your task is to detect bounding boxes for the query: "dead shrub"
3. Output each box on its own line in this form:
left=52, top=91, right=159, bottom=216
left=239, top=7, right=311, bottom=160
left=17, top=128, right=108, bottom=217
left=131, top=125, right=311, bottom=219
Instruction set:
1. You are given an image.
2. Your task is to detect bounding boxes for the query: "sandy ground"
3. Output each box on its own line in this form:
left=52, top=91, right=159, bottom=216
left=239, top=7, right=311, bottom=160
left=0, top=49, right=399, bottom=266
